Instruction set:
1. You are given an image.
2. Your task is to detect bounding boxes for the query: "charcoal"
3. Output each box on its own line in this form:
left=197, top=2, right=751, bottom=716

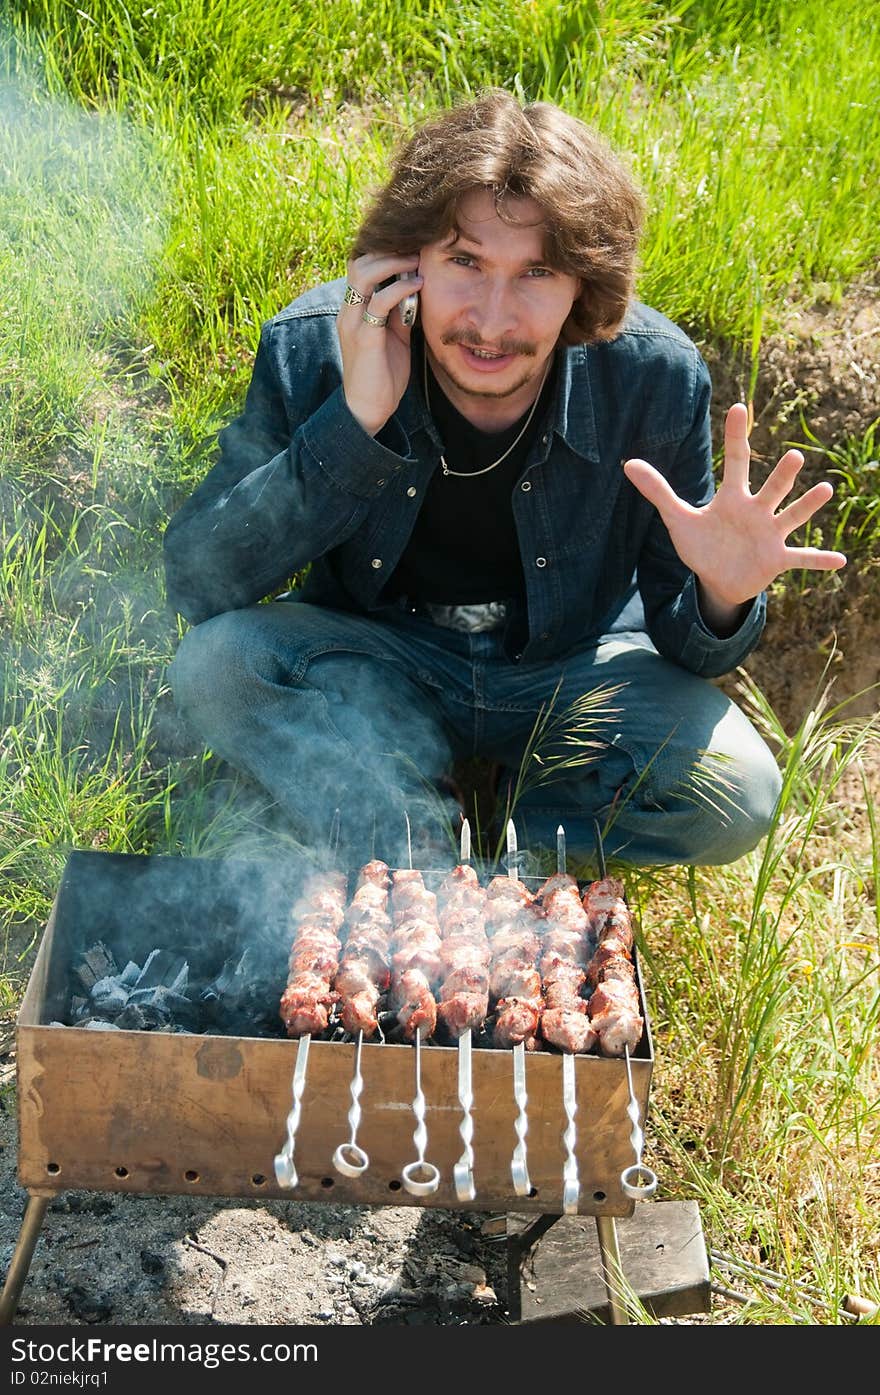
left=134, top=950, right=189, bottom=994
left=80, top=1019, right=121, bottom=1031
left=90, top=977, right=129, bottom=1014
left=119, top=961, right=142, bottom=987
left=74, top=942, right=118, bottom=991
left=199, top=946, right=257, bottom=1005
left=128, top=986, right=197, bottom=1030
left=113, top=1004, right=148, bottom=1032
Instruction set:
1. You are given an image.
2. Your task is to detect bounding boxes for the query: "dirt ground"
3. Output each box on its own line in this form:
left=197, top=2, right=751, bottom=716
left=2, top=274, right=878, bottom=1330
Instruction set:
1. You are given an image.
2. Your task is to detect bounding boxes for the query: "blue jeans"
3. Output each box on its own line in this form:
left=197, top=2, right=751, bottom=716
left=168, top=599, right=782, bottom=868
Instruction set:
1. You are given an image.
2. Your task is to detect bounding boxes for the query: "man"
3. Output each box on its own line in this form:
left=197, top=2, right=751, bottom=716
left=164, top=91, right=845, bottom=869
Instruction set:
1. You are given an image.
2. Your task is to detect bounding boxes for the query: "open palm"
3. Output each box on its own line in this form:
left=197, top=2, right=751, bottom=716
left=623, top=403, right=847, bottom=608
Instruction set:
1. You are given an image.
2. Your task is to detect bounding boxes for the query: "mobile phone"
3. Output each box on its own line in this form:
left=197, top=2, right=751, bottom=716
left=398, top=271, right=419, bottom=328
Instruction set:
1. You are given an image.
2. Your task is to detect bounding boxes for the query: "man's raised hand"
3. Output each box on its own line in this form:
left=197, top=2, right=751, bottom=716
left=623, top=402, right=847, bottom=615
left=337, top=252, right=423, bottom=437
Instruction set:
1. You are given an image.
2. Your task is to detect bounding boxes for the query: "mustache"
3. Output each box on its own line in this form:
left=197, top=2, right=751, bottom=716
left=441, top=329, right=538, bottom=357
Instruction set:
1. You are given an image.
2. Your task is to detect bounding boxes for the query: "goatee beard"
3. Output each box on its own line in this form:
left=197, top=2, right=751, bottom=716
left=432, top=339, right=543, bottom=402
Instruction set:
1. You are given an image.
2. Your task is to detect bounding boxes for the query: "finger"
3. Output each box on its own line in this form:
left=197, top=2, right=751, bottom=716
left=782, top=546, right=847, bottom=572
left=365, top=273, right=423, bottom=317
left=345, top=252, right=420, bottom=298
left=754, top=449, right=805, bottom=512
left=775, top=480, right=834, bottom=535
left=623, top=458, right=694, bottom=525
left=721, top=402, right=752, bottom=493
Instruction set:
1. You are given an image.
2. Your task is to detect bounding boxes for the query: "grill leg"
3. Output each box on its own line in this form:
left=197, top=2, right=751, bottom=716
left=595, top=1214, right=630, bottom=1325
left=0, top=1193, right=52, bottom=1326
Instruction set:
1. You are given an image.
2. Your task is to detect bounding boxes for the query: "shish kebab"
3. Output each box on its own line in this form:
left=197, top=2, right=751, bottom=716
left=274, top=821, right=647, bottom=1194
left=274, top=864, right=347, bottom=1187
left=277, top=849, right=644, bottom=1055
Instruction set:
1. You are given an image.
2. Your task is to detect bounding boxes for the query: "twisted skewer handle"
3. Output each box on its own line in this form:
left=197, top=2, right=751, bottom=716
left=510, top=1041, right=532, bottom=1197
left=620, top=1044, right=658, bottom=1200
left=402, top=1032, right=440, bottom=1196
left=274, top=1033, right=311, bottom=1189
left=561, top=1052, right=580, bottom=1214
left=332, top=1031, right=369, bottom=1178
left=453, top=1029, right=476, bottom=1202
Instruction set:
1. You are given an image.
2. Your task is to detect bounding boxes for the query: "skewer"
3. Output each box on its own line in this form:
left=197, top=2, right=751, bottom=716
left=400, top=809, right=441, bottom=1197
left=554, top=822, right=580, bottom=1213
left=401, top=1030, right=441, bottom=1196
left=591, top=818, right=657, bottom=1199
left=507, top=819, right=532, bottom=1198
left=561, top=1052, right=580, bottom=1213
left=453, top=1029, right=475, bottom=1201
left=620, top=1042, right=658, bottom=1199
left=274, top=1033, right=310, bottom=1188
left=453, top=817, right=477, bottom=1202
left=332, top=1029, right=369, bottom=1178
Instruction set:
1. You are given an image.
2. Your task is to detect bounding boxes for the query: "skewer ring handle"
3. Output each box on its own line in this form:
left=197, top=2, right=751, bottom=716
left=332, top=1143, right=370, bottom=1178
left=453, top=1162, right=476, bottom=1203
left=401, top=1160, right=441, bottom=1196
left=511, top=1157, right=532, bottom=1198
left=273, top=1152, right=298, bottom=1189
left=620, top=1163, right=658, bottom=1200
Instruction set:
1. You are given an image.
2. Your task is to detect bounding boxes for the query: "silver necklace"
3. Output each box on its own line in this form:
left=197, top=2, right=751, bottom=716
left=423, top=345, right=550, bottom=478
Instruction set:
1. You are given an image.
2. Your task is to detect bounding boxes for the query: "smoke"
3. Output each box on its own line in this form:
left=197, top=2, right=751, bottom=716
left=0, top=26, right=460, bottom=1002
left=0, top=55, right=171, bottom=768
left=0, top=42, right=169, bottom=368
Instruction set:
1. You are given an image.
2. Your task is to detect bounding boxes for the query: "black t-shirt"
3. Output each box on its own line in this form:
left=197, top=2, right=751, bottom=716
left=388, top=355, right=555, bottom=605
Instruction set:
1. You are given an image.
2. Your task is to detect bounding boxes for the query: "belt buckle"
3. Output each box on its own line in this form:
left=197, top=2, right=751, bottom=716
left=426, top=602, right=507, bottom=633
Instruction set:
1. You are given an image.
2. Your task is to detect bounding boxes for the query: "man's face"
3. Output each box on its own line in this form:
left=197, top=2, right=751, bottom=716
left=417, top=188, right=581, bottom=425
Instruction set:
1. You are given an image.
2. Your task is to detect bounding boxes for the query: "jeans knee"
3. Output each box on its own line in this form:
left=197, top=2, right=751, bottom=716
left=168, top=610, right=258, bottom=716
left=695, top=741, right=783, bottom=863
left=740, top=746, right=782, bottom=844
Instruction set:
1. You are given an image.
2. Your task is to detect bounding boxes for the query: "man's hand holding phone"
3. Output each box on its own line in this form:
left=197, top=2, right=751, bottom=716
left=337, top=252, right=423, bottom=437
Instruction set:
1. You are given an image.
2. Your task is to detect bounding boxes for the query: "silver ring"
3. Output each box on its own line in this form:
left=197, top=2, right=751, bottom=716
left=343, top=284, right=367, bottom=307
left=620, top=1163, right=658, bottom=1200
left=401, top=1160, right=441, bottom=1196
left=332, top=1142, right=370, bottom=1178
left=362, top=309, right=389, bottom=328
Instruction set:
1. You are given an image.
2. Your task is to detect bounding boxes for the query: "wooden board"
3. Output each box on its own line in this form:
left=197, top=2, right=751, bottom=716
left=509, top=1202, right=711, bottom=1322
left=17, top=850, right=653, bottom=1216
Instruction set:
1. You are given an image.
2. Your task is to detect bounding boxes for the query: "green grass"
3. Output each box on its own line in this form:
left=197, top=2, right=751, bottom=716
left=1, top=0, right=878, bottom=1324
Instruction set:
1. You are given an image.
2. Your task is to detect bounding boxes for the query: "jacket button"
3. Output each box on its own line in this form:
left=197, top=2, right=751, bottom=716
left=407, top=486, right=417, bottom=497
left=520, top=480, right=531, bottom=492
left=542, top=435, right=549, bottom=445
left=371, top=558, right=383, bottom=569
left=535, top=556, right=547, bottom=568
left=377, top=478, right=386, bottom=487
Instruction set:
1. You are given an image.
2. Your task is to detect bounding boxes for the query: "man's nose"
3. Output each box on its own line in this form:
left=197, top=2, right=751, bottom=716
left=467, top=279, right=516, bottom=342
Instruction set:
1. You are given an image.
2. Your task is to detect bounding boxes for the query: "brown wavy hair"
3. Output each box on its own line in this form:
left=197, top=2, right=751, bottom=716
left=351, top=90, right=645, bottom=344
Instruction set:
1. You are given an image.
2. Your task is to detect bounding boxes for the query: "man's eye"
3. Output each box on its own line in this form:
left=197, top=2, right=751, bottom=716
left=527, top=267, right=552, bottom=278
left=450, top=255, right=476, bottom=267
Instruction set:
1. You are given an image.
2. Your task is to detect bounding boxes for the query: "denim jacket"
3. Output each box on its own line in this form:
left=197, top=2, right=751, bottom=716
left=163, top=278, right=765, bottom=676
